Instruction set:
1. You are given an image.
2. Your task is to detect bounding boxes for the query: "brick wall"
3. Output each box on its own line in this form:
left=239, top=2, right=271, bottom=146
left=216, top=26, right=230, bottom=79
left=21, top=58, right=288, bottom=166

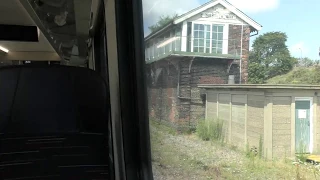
left=188, top=58, right=228, bottom=126
left=147, top=57, right=231, bottom=128
left=228, top=25, right=251, bottom=84
left=147, top=62, right=179, bottom=126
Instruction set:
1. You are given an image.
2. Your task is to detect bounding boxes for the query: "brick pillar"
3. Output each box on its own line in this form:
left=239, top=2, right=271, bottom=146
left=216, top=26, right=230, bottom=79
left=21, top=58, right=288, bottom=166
left=228, top=24, right=250, bottom=84
left=241, top=26, right=250, bottom=84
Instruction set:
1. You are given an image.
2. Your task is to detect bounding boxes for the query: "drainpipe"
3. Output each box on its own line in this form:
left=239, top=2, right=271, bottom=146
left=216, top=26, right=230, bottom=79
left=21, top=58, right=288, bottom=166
left=239, top=24, right=244, bottom=84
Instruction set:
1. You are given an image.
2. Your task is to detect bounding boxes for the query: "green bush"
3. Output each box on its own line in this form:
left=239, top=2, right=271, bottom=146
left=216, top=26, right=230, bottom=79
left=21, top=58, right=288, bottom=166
left=268, top=66, right=320, bottom=85
left=196, top=119, right=224, bottom=142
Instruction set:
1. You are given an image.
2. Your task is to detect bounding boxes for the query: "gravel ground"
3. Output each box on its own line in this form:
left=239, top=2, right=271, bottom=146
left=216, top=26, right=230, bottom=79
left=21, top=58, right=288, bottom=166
left=150, top=122, right=320, bottom=180
left=150, top=123, right=245, bottom=180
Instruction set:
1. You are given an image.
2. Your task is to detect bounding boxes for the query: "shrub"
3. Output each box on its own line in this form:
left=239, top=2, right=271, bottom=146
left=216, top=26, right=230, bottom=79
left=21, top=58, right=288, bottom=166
left=196, top=119, right=210, bottom=141
left=196, top=119, right=224, bottom=142
left=258, top=135, right=263, bottom=159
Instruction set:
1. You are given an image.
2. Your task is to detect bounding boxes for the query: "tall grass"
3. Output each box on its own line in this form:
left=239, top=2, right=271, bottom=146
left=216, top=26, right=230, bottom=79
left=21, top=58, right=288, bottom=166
left=259, top=135, right=263, bottom=159
left=196, top=118, right=224, bottom=142
left=296, top=140, right=308, bottom=162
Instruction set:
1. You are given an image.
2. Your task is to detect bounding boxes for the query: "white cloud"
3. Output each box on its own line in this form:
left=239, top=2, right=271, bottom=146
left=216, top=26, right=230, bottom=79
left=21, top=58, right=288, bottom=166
left=228, top=0, right=279, bottom=14
left=289, top=42, right=309, bottom=58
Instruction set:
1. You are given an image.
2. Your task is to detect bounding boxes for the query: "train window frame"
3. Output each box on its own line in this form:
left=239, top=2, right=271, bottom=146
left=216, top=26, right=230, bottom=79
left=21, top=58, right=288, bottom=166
left=92, top=0, right=154, bottom=179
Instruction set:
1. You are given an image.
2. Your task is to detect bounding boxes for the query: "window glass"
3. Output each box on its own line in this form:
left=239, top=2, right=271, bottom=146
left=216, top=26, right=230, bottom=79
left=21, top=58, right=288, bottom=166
left=194, top=31, right=198, bottom=38
left=212, top=25, right=224, bottom=54
left=199, top=31, right=204, bottom=38
left=141, top=0, right=318, bottom=179
left=193, top=24, right=212, bottom=53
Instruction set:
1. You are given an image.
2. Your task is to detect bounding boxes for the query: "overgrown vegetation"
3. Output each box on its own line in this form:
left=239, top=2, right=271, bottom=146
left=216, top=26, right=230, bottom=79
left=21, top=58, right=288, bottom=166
left=196, top=119, right=224, bottom=142
left=296, top=140, right=309, bottom=163
left=259, top=135, right=263, bottom=159
left=150, top=119, right=320, bottom=179
left=268, top=66, right=320, bottom=84
left=248, top=32, right=296, bottom=84
left=148, top=14, right=178, bottom=33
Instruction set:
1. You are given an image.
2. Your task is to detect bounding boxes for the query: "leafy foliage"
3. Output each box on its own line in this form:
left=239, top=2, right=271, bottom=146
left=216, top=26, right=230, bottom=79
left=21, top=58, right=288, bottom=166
left=248, top=32, right=295, bottom=84
left=268, top=66, right=320, bottom=84
left=148, top=14, right=178, bottom=33
left=248, top=62, right=266, bottom=84
left=296, top=57, right=320, bottom=67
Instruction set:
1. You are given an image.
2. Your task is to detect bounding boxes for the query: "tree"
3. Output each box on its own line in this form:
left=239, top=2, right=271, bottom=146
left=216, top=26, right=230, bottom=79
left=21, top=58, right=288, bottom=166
left=248, top=62, right=266, bottom=84
left=297, top=57, right=317, bottom=67
left=148, top=14, right=178, bottom=33
left=248, top=32, right=295, bottom=84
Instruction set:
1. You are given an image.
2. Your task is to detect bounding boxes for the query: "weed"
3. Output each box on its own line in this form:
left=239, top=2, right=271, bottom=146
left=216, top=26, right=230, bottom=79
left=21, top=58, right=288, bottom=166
left=258, top=135, right=263, bottom=159
left=150, top=119, right=317, bottom=179
left=196, top=119, right=210, bottom=141
left=296, top=140, right=308, bottom=163
left=196, top=118, right=224, bottom=142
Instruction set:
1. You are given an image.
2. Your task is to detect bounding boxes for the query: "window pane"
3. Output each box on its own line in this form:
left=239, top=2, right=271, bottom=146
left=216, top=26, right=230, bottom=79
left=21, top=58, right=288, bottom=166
left=206, top=32, right=210, bottom=38
left=141, top=0, right=320, bottom=179
left=205, top=25, right=210, bottom=31
left=217, top=41, right=223, bottom=48
left=199, top=31, right=204, bottom=38
left=193, top=47, right=198, bottom=52
left=194, top=24, right=199, bottom=30
left=199, top=39, right=204, bottom=46
left=206, top=40, right=210, bottom=47
left=199, top=24, right=204, bottom=30
left=194, top=39, right=199, bottom=46
left=212, top=32, right=217, bottom=40
left=212, top=25, right=217, bottom=32
left=212, top=48, right=217, bottom=53
left=194, top=31, right=198, bottom=38
left=212, top=40, right=217, bottom=46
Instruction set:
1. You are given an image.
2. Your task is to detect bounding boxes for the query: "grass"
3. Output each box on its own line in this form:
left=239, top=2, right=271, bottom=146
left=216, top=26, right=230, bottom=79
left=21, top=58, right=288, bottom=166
left=150, top=120, right=320, bottom=180
left=196, top=118, right=224, bottom=142
left=267, top=66, right=320, bottom=85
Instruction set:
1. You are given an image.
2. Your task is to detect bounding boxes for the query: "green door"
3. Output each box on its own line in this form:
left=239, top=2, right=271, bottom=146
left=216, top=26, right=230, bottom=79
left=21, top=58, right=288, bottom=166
left=295, top=100, right=311, bottom=153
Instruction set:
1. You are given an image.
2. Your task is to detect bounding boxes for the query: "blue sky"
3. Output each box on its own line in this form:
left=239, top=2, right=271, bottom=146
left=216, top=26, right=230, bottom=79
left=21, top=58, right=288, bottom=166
left=143, top=0, right=320, bottom=60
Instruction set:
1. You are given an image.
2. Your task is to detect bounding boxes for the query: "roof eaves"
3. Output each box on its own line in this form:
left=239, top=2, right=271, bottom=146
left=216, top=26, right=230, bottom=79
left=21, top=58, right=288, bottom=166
left=222, top=0, right=262, bottom=30
left=174, top=0, right=218, bottom=23
left=173, top=0, right=262, bottom=31
left=144, top=21, right=174, bottom=41
left=173, top=0, right=219, bottom=24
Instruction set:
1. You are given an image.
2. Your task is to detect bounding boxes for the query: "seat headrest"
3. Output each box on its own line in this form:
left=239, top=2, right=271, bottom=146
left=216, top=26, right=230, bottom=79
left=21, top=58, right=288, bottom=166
left=0, top=65, right=109, bottom=134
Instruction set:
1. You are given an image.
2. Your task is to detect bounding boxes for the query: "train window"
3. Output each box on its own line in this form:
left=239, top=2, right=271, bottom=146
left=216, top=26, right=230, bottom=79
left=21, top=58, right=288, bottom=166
left=142, top=0, right=320, bottom=179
